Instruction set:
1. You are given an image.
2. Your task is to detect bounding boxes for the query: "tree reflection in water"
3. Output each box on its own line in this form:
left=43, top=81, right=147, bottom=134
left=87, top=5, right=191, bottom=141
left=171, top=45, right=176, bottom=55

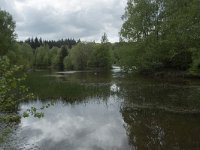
left=121, top=107, right=200, bottom=150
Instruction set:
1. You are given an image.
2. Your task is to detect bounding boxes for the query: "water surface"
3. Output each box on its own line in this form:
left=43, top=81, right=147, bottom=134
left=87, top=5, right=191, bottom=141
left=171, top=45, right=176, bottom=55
left=2, top=68, right=200, bottom=149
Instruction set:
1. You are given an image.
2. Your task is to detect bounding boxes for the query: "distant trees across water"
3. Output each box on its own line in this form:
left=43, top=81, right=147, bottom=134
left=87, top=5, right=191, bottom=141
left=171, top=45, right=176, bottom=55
left=22, top=37, right=77, bottom=49
left=12, top=34, right=112, bottom=71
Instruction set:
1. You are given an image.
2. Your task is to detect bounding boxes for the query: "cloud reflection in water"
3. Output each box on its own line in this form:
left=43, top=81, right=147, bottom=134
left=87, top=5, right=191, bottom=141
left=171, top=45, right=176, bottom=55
left=17, top=96, right=131, bottom=150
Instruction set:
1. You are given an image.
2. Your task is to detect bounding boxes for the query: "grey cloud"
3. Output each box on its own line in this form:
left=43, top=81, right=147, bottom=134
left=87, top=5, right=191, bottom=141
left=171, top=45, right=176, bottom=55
left=0, top=0, right=127, bottom=42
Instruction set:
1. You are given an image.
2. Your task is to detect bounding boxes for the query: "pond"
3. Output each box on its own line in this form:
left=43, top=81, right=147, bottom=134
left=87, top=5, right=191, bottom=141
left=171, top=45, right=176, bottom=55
left=2, top=68, right=200, bottom=149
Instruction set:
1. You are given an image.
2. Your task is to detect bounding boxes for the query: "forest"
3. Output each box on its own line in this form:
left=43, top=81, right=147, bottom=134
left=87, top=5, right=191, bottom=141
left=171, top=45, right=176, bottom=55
left=1, top=0, right=200, bottom=148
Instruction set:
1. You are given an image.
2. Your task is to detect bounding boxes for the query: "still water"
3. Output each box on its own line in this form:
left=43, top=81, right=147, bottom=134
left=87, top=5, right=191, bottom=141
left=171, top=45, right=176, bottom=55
left=2, top=67, right=200, bottom=149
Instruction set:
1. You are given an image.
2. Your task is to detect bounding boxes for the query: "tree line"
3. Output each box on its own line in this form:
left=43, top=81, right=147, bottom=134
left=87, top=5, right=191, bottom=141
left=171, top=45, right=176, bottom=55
left=23, top=37, right=78, bottom=49
left=29, top=33, right=112, bottom=70
left=6, top=39, right=112, bottom=71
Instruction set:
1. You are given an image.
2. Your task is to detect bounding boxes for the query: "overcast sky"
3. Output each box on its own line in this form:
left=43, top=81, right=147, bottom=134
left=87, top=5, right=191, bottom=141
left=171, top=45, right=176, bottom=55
left=0, top=0, right=127, bottom=42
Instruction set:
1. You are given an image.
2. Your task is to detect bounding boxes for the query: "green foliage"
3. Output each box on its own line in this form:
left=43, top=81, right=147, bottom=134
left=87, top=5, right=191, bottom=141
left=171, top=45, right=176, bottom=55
left=57, top=45, right=68, bottom=70
left=101, top=33, right=109, bottom=44
left=115, top=42, right=140, bottom=71
left=64, top=54, right=73, bottom=70
left=34, top=45, right=50, bottom=67
left=0, top=10, right=16, bottom=56
left=0, top=114, right=21, bottom=123
left=49, top=46, right=60, bottom=67
left=64, top=42, right=95, bottom=70
left=23, top=107, right=44, bottom=118
left=7, top=43, right=34, bottom=68
left=94, top=43, right=112, bottom=69
left=64, top=34, right=112, bottom=70
left=119, top=0, right=200, bottom=73
left=64, top=42, right=112, bottom=70
left=0, top=56, right=34, bottom=112
left=33, top=45, right=69, bottom=70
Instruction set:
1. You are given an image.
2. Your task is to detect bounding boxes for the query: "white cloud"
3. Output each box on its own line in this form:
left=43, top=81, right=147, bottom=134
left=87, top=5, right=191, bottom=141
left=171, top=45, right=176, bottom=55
left=0, top=0, right=127, bottom=42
